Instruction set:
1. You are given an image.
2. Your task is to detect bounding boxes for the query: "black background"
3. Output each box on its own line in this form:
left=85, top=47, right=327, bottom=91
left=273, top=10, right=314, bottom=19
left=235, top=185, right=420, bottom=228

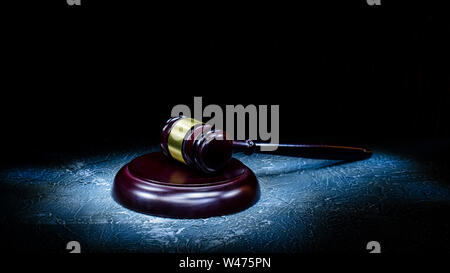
left=2, top=2, right=449, bottom=163
left=0, top=1, right=449, bottom=267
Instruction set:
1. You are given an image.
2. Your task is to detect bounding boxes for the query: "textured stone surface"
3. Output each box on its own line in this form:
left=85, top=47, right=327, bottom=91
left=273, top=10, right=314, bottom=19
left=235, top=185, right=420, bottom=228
left=1, top=140, right=449, bottom=253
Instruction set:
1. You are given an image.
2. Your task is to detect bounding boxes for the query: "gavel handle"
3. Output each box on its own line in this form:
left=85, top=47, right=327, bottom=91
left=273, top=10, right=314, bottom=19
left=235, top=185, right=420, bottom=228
left=233, top=141, right=372, bottom=161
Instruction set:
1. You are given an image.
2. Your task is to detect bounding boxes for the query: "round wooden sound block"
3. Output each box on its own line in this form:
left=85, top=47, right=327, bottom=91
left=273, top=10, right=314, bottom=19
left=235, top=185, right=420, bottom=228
left=112, top=152, right=260, bottom=218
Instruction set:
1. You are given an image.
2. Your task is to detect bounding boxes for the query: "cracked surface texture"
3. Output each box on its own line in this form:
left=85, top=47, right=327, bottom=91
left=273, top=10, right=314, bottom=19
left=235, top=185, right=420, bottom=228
left=1, top=140, right=449, bottom=253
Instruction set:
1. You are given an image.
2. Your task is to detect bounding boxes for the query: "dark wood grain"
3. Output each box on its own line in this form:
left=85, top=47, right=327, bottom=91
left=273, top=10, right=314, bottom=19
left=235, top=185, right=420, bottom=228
left=161, top=117, right=373, bottom=173
left=112, top=152, right=259, bottom=218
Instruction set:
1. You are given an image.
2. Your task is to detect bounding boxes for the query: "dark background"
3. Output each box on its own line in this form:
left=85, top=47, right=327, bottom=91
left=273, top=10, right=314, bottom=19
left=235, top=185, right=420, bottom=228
left=1, top=2, right=449, bottom=164
left=0, top=1, right=449, bottom=265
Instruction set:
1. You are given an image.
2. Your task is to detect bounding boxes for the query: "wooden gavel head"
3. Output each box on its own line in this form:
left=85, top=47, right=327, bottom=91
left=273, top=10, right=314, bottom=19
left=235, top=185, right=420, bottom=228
left=161, top=116, right=373, bottom=174
left=160, top=116, right=233, bottom=173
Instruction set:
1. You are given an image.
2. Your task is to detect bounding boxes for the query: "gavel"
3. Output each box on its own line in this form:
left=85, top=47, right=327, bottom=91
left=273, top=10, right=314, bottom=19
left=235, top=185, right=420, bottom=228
left=160, top=116, right=372, bottom=173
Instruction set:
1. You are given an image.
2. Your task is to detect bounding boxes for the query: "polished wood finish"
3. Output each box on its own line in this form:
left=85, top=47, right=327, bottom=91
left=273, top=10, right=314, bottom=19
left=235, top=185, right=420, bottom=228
left=237, top=141, right=372, bottom=161
left=112, top=152, right=259, bottom=218
left=161, top=117, right=373, bottom=173
left=160, top=116, right=233, bottom=173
